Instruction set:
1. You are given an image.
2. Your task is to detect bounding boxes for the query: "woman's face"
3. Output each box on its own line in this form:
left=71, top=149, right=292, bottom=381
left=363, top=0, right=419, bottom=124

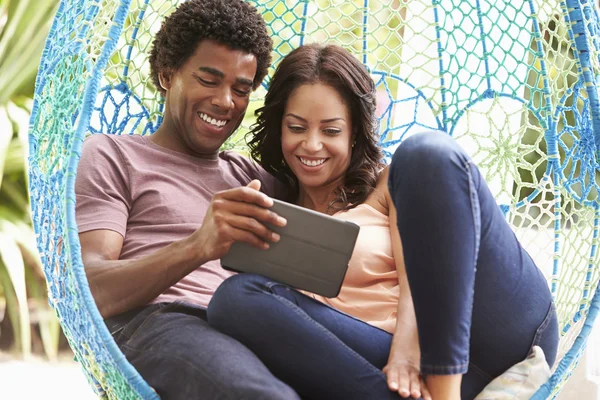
left=281, top=83, right=353, bottom=191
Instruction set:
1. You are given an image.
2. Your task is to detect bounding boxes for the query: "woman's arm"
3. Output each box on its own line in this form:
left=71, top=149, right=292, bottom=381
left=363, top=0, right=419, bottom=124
left=374, top=167, right=431, bottom=400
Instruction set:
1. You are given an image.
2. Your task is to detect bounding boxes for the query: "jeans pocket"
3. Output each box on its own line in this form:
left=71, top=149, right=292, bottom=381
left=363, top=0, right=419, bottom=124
left=121, top=302, right=180, bottom=346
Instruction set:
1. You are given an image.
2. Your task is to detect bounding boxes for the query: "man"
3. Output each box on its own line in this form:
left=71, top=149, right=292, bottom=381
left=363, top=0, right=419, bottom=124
left=75, top=1, right=298, bottom=398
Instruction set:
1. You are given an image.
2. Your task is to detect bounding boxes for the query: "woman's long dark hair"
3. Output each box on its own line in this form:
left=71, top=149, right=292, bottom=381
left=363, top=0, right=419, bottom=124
left=248, top=43, right=384, bottom=211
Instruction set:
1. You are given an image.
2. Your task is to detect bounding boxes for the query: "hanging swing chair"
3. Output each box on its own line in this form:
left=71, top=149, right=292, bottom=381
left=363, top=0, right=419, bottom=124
left=28, top=0, right=600, bottom=398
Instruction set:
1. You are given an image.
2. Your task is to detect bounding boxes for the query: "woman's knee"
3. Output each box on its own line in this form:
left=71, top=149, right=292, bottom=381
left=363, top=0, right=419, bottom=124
left=208, top=273, right=270, bottom=324
left=390, top=131, right=465, bottom=175
left=388, top=131, right=469, bottom=195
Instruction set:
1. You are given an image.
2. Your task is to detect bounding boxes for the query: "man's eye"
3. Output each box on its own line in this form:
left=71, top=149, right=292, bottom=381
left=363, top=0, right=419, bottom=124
left=235, top=89, right=251, bottom=97
left=197, top=77, right=215, bottom=85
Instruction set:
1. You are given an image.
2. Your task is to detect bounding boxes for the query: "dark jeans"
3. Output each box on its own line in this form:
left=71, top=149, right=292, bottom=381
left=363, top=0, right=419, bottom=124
left=104, top=301, right=300, bottom=400
left=208, top=131, right=559, bottom=400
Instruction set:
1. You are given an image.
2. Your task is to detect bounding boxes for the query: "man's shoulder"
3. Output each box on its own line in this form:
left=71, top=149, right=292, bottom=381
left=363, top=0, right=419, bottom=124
left=81, top=134, right=147, bottom=161
left=83, top=133, right=144, bottom=149
left=219, top=150, right=284, bottom=198
left=219, top=150, right=267, bottom=174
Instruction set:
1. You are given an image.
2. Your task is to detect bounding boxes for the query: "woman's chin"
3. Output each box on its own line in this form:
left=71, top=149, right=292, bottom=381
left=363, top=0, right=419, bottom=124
left=297, top=178, right=329, bottom=190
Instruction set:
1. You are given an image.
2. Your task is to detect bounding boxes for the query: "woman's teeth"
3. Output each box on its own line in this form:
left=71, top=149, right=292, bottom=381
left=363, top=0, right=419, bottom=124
left=198, top=112, right=227, bottom=127
left=299, top=157, right=326, bottom=166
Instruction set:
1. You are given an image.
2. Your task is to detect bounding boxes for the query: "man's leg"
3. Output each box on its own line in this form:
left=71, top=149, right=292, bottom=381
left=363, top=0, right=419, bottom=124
left=208, top=273, right=404, bottom=400
left=106, top=302, right=300, bottom=400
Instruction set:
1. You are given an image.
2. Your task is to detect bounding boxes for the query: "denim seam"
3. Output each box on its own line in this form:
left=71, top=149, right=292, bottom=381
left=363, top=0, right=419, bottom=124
left=465, top=160, right=481, bottom=276
left=467, top=362, right=494, bottom=381
left=121, top=345, right=236, bottom=400
left=263, top=285, right=387, bottom=380
left=530, top=301, right=556, bottom=350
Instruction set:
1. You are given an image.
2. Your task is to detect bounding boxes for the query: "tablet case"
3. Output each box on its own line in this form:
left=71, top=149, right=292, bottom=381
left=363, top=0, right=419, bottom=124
left=221, top=199, right=360, bottom=298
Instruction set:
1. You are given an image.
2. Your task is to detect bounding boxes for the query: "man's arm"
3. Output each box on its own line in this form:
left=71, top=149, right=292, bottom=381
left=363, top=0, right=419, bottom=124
left=81, top=180, right=286, bottom=319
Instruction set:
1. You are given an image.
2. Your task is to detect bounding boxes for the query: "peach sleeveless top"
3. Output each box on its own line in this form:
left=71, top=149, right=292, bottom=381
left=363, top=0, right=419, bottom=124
left=310, top=203, right=399, bottom=334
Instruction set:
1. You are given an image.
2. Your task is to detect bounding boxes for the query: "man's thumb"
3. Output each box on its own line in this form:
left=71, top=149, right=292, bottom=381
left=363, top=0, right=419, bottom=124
left=247, top=179, right=261, bottom=191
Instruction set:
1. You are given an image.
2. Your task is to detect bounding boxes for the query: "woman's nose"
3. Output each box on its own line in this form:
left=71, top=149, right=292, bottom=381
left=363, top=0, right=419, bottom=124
left=302, top=133, right=323, bottom=152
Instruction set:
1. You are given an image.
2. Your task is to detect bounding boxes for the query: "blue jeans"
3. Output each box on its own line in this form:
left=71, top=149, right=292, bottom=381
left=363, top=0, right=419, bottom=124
left=104, top=301, right=300, bottom=400
left=388, top=132, right=558, bottom=388
left=208, top=131, right=558, bottom=400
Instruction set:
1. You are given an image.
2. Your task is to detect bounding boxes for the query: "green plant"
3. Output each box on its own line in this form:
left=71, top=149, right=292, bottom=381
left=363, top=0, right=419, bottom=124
left=0, top=0, right=61, bottom=359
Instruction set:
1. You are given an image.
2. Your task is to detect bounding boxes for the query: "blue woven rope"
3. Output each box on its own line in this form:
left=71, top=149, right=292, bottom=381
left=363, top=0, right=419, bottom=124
left=533, top=277, right=600, bottom=399
left=28, top=2, right=600, bottom=399
left=566, top=0, right=600, bottom=160
left=64, top=0, right=159, bottom=397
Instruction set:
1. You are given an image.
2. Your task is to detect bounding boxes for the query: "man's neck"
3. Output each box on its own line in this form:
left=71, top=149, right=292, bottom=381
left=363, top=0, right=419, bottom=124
left=151, top=123, right=219, bottom=159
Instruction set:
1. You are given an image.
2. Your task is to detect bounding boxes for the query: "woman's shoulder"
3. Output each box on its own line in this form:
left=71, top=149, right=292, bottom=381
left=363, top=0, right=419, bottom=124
left=362, top=166, right=390, bottom=215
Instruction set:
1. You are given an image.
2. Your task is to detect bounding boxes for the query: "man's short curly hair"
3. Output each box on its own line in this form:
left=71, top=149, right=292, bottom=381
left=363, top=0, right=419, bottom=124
left=149, top=0, right=272, bottom=94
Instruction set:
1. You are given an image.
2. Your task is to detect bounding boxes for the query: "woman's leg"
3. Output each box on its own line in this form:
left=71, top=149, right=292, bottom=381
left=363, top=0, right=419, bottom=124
left=388, top=131, right=558, bottom=399
left=208, top=273, right=403, bottom=400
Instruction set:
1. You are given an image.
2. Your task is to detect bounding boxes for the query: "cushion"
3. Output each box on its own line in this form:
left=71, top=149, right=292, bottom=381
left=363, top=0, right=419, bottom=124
left=475, top=346, right=551, bottom=399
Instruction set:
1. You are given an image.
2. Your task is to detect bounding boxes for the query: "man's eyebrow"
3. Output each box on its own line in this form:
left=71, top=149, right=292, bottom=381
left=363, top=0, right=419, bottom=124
left=236, top=77, right=253, bottom=87
left=198, top=66, right=253, bottom=87
left=286, top=113, right=345, bottom=123
left=198, top=66, right=224, bottom=78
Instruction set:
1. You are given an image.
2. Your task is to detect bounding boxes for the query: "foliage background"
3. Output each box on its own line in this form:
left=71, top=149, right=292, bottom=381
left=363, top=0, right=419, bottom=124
left=0, top=0, right=61, bottom=359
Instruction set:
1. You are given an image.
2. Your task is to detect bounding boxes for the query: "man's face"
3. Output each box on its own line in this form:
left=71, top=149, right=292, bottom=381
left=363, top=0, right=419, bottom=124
left=160, top=39, right=258, bottom=156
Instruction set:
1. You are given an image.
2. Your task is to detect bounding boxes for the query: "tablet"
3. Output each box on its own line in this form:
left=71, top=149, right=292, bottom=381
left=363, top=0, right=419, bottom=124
left=220, top=199, right=360, bottom=298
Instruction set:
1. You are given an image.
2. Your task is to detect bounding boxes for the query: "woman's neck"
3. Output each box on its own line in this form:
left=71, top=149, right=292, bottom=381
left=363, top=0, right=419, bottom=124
left=297, top=179, right=344, bottom=215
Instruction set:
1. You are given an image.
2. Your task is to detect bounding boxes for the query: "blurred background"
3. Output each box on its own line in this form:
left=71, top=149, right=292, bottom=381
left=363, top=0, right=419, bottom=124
left=0, top=0, right=599, bottom=398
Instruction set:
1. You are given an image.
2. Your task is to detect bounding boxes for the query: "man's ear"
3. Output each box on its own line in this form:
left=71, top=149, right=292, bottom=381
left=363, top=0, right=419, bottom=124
left=158, top=70, right=172, bottom=91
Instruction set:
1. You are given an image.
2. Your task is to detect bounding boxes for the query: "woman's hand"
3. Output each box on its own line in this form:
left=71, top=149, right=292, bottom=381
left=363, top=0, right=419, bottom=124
left=383, top=359, right=431, bottom=399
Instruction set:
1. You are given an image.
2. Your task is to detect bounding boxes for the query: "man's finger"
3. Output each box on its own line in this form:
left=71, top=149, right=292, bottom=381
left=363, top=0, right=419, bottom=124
left=229, top=215, right=281, bottom=243
left=221, top=185, right=273, bottom=208
left=229, top=226, right=270, bottom=250
left=220, top=200, right=287, bottom=228
left=246, top=179, right=261, bottom=191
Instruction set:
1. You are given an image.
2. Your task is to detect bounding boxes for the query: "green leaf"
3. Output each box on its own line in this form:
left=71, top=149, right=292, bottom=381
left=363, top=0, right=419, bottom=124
left=0, top=105, right=13, bottom=187
left=28, top=277, right=59, bottom=360
left=6, top=101, right=29, bottom=166
left=0, top=228, right=31, bottom=356
left=0, top=0, right=59, bottom=104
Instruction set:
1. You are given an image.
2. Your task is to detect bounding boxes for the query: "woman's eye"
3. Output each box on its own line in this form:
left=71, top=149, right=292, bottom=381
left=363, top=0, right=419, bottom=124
left=324, top=129, right=341, bottom=135
left=288, top=126, right=305, bottom=132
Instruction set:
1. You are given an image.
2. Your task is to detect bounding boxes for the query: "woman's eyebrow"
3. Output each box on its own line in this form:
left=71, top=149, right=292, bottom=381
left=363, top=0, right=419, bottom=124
left=286, top=113, right=345, bottom=123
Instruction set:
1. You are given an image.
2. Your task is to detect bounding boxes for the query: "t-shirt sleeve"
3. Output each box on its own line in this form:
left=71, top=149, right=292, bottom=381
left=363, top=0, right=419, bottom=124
left=75, top=135, right=131, bottom=236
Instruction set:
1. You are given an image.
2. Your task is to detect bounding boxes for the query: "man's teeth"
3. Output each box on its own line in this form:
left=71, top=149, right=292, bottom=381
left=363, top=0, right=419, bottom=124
left=299, top=157, right=326, bottom=167
left=199, top=113, right=227, bottom=127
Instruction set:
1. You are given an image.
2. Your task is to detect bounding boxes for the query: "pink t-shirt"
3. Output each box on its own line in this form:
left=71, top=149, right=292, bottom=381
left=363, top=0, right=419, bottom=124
left=75, top=134, right=280, bottom=308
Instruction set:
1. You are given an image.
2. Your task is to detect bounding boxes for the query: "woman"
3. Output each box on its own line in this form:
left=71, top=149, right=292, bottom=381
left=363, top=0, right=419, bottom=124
left=207, top=43, right=558, bottom=400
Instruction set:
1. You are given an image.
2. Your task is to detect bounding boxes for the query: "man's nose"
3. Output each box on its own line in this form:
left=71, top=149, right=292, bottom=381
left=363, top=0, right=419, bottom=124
left=211, top=87, right=233, bottom=111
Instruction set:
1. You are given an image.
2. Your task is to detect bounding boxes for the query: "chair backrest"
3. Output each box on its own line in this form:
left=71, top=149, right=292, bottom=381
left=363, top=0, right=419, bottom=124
left=28, top=0, right=600, bottom=398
